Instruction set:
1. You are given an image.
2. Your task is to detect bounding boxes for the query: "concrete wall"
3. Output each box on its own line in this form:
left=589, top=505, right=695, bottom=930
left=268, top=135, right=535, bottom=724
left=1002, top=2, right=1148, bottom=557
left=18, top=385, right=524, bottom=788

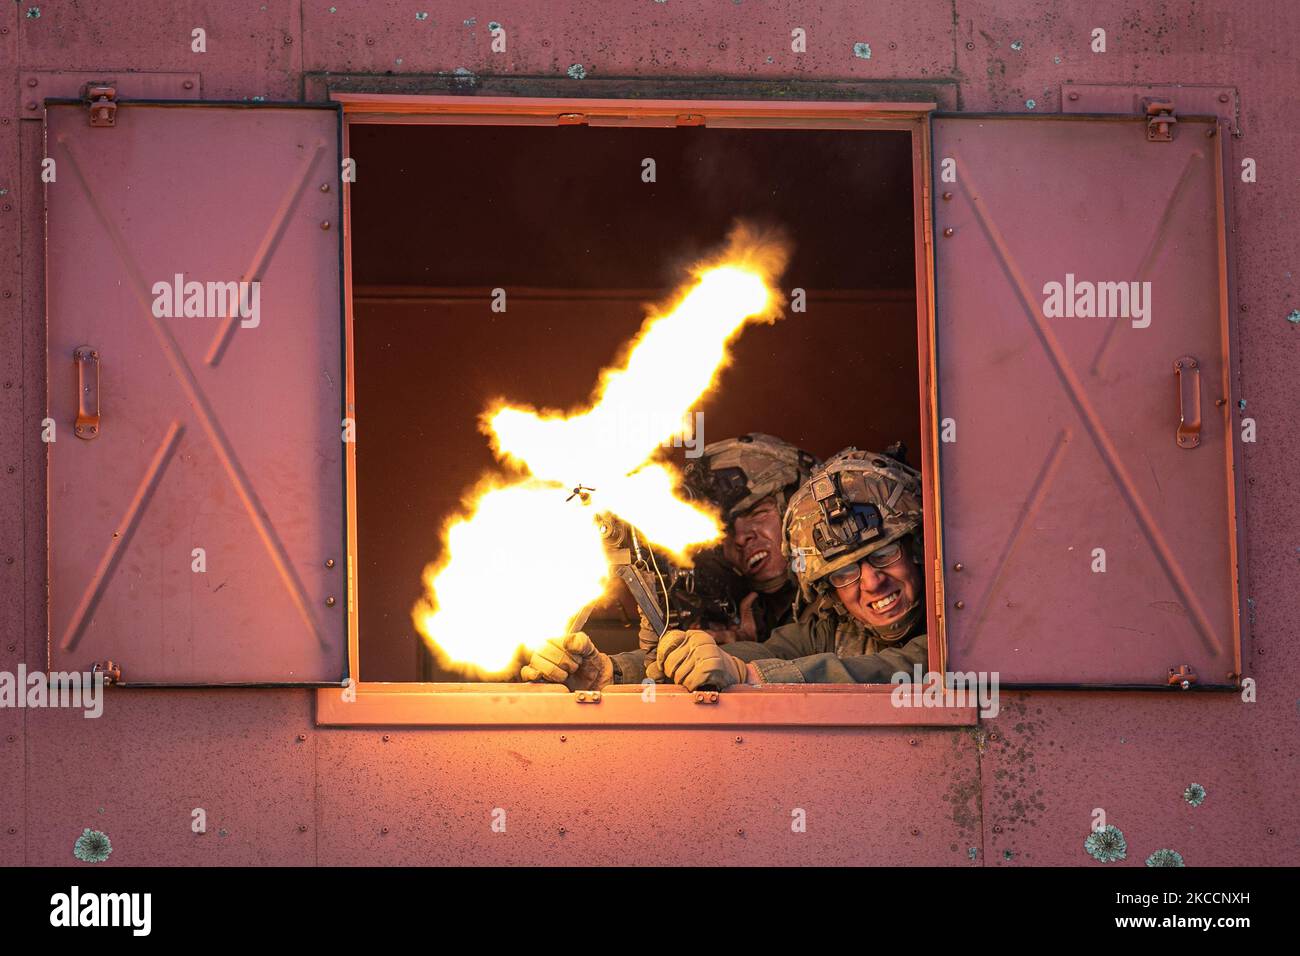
left=1, top=0, right=1296, bottom=866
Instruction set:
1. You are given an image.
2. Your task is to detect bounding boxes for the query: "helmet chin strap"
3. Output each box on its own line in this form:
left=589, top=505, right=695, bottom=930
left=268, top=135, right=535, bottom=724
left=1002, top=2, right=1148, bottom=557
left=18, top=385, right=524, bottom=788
left=863, top=600, right=922, bottom=644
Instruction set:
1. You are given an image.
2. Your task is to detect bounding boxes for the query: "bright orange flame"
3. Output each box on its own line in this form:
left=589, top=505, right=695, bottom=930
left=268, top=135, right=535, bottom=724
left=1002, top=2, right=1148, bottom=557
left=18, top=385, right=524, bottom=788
left=413, top=225, right=790, bottom=674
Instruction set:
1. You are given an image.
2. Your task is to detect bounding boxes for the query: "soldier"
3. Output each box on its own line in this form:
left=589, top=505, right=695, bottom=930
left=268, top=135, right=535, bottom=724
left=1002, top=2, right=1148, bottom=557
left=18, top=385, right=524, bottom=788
left=652, top=447, right=928, bottom=688
left=519, top=433, right=819, bottom=689
left=680, top=433, right=822, bottom=644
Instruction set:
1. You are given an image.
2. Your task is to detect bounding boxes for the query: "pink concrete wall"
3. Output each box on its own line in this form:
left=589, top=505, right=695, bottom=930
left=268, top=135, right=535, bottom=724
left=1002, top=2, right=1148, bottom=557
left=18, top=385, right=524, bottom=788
left=2, top=1, right=1296, bottom=866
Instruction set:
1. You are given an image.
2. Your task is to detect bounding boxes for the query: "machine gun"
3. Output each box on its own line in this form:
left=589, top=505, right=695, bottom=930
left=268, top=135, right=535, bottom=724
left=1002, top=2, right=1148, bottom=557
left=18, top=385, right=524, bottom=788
left=595, top=514, right=743, bottom=639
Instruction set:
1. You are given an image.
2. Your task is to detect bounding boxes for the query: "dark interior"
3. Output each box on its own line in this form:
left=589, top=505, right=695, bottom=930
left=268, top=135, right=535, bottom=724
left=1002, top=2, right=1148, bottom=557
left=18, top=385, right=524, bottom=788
left=349, top=122, right=920, bottom=681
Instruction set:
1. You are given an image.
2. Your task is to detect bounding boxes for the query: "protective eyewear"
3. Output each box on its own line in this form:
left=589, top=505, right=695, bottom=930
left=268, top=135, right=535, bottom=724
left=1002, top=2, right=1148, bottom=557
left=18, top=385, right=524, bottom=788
left=826, top=541, right=906, bottom=589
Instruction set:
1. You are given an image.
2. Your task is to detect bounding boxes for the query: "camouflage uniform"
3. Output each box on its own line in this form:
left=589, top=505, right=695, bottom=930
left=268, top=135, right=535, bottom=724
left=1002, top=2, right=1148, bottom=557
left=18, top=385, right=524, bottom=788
left=740, top=581, right=800, bottom=643
left=654, top=447, right=929, bottom=685
left=608, top=647, right=650, bottom=684
left=720, top=594, right=926, bottom=683
left=608, top=433, right=820, bottom=683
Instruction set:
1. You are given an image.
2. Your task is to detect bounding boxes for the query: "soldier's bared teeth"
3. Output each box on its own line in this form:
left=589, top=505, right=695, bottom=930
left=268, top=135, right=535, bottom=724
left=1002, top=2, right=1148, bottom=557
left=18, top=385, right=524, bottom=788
left=870, top=591, right=900, bottom=612
left=747, top=550, right=768, bottom=569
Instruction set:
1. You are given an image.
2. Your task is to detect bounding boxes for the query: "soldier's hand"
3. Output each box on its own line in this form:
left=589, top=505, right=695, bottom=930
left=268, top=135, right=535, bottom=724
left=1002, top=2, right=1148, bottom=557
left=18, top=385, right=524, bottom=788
left=652, top=629, right=748, bottom=691
left=704, top=593, right=760, bottom=646
left=735, top=592, right=760, bottom=641
left=637, top=611, right=660, bottom=658
left=520, top=632, right=613, bottom=691
left=707, top=627, right=739, bottom=645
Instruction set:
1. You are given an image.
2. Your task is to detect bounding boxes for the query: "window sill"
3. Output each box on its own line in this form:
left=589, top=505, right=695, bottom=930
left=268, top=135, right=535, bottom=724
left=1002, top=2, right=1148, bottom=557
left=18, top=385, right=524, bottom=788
left=314, top=682, right=978, bottom=727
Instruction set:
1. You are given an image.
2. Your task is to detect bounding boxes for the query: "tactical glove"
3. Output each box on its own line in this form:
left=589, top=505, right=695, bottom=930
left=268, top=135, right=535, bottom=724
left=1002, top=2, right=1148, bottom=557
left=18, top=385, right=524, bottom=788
left=520, top=632, right=613, bottom=691
left=650, top=629, right=748, bottom=691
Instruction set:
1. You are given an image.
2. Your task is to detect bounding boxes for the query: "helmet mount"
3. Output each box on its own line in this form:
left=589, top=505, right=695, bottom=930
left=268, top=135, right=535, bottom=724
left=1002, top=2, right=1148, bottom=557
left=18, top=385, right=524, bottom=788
left=810, top=472, right=884, bottom=560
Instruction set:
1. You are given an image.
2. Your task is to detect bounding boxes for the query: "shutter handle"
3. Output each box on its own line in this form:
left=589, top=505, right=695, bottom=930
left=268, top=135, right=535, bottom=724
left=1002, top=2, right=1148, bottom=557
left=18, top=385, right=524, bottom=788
left=1174, top=356, right=1200, bottom=449
left=74, top=346, right=100, bottom=440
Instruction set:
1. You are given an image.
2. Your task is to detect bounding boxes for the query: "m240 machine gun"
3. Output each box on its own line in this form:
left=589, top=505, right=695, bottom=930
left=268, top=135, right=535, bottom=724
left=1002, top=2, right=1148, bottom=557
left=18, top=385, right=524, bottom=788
left=595, top=515, right=744, bottom=639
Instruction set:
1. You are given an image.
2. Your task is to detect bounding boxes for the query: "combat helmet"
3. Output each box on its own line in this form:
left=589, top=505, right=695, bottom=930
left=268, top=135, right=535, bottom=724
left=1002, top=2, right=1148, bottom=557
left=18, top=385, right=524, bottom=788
left=783, top=446, right=924, bottom=638
left=682, top=433, right=821, bottom=522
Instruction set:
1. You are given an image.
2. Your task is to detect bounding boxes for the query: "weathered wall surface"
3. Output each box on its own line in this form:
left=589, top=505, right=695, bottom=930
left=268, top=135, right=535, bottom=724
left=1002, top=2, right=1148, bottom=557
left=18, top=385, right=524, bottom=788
left=1, top=1, right=1296, bottom=866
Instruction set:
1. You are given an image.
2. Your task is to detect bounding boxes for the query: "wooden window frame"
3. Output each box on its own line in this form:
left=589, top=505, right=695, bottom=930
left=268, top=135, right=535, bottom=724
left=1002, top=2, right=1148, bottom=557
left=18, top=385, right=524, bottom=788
left=317, top=93, right=969, bottom=727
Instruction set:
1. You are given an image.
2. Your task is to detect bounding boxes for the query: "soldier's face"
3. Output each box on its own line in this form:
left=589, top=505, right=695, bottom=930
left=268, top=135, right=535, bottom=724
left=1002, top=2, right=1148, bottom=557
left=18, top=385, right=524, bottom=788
left=722, top=497, right=787, bottom=589
left=834, top=541, right=923, bottom=630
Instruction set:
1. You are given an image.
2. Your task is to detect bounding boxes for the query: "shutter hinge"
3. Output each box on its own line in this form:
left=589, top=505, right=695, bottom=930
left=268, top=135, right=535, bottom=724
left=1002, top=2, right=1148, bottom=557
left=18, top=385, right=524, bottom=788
left=86, top=84, right=117, bottom=127
left=933, top=558, right=944, bottom=621
left=574, top=689, right=601, bottom=703
left=92, top=660, right=122, bottom=685
left=1144, top=99, right=1176, bottom=142
left=1168, top=664, right=1197, bottom=689
left=694, top=690, right=720, bottom=704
